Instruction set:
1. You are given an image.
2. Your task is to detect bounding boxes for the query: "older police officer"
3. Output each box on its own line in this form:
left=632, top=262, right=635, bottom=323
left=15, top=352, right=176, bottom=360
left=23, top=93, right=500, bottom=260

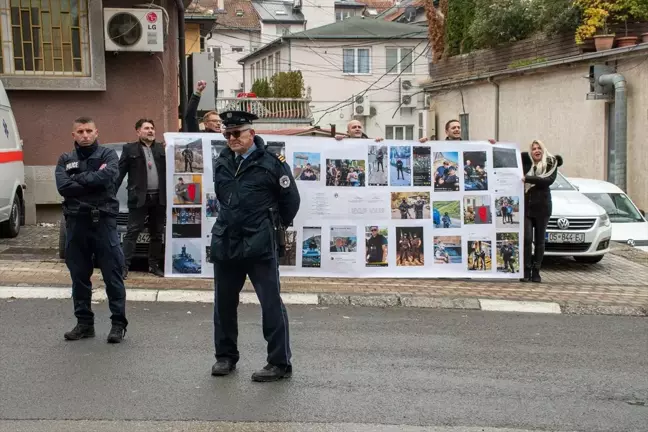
left=55, top=117, right=128, bottom=344
left=210, top=110, right=300, bottom=382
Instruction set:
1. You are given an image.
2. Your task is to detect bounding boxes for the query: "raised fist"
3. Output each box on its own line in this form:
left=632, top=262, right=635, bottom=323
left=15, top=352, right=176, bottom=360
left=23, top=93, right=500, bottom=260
left=196, top=80, right=207, bottom=92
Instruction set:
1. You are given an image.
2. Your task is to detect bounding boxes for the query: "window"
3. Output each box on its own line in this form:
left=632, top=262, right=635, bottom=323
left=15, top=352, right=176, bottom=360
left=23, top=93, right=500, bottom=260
left=418, top=112, right=424, bottom=140
left=275, top=51, right=280, bottom=73
left=276, top=24, right=290, bottom=36
left=207, top=46, right=222, bottom=65
left=583, top=193, right=644, bottom=223
left=335, top=9, right=354, bottom=21
left=385, top=125, right=414, bottom=141
left=217, top=89, right=224, bottom=97
left=343, top=48, right=370, bottom=74
left=386, top=47, right=413, bottom=74
left=261, top=58, right=267, bottom=79
left=232, top=46, right=243, bottom=53
left=268, top=55, right=274, bottom=76
left=251, top=65, right=255, bottom=83
left=0, top=0, right=91, bottom=75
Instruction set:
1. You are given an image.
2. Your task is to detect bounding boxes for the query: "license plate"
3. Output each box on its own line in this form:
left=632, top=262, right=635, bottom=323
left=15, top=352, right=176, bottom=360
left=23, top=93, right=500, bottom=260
left=546, top=232, right=585, bottom=243
left=119, top=233, right=157, bottom=243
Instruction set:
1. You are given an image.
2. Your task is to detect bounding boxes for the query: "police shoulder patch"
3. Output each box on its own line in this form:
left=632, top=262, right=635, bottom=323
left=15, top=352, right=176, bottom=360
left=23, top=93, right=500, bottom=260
left=275, top=153, right=286, bottom=163
left=279, top=175, right=290, bottom=188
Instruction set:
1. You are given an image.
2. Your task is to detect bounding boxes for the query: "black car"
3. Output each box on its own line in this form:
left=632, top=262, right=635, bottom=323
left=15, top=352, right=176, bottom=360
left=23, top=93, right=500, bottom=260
left=58, top=142, right=165, bottom=260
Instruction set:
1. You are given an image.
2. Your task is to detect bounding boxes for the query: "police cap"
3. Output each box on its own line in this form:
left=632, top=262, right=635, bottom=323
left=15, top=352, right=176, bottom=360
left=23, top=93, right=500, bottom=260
left=220, top=110, right=259, bottom=129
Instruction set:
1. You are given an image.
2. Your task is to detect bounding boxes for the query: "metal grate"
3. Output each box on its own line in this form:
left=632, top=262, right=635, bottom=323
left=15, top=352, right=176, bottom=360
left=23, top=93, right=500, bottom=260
left=545, top=243, right=592, bottom=253
left=0, top=0, right=90, bottom=75
left=547, top=217, right=596, bottom=230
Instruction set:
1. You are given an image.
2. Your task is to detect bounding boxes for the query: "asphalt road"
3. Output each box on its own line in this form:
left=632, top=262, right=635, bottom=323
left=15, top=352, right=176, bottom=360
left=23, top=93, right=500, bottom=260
left=0, top=300, right=646, bottom=432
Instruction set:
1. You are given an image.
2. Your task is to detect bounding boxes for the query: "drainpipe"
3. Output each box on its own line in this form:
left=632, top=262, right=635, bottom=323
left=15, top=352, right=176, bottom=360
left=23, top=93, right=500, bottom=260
left=174, top=0, right=187, bottom=131
left=599, top=73, right=627, bottom=192
left=488, top=77, right=500, bottom=141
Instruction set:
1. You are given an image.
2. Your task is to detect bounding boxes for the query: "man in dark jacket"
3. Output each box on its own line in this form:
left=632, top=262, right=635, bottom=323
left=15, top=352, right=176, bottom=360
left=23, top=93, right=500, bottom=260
left=55, top=116, right=128, bottom=344
left=117, top=119, right=166, bottom=279
left=184, top=80, right=222, bottom=133
left=209, top=110, right=300, bottom=383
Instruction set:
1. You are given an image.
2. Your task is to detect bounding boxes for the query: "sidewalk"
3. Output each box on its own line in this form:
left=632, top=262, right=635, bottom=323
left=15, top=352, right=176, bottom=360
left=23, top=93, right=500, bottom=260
left=1, top=225, right=647, bottom=316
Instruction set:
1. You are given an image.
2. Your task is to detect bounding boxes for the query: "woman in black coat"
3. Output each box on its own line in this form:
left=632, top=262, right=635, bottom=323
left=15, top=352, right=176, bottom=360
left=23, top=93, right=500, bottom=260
left=521, top=140, right=563, bottom=283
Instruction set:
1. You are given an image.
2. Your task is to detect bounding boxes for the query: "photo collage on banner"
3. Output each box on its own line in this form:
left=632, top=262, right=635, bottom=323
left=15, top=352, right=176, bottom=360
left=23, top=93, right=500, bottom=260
left=163, top=133, right=524, bottom=279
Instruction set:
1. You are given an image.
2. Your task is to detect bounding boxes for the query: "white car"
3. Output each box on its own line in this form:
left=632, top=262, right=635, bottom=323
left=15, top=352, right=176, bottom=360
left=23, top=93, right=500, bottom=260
left=542, top=173, right=612, bottom=263
left=568, top=177, right=648, bottom=252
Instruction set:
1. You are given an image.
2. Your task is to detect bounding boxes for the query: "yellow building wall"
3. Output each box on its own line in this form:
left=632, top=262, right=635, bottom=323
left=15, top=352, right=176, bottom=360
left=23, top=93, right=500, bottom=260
left=185, top=23, right=202, bottom=55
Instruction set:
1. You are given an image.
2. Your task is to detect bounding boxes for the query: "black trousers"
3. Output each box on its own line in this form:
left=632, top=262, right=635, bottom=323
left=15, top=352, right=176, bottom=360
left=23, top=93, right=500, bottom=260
left=122, top=193, right=165, bottom=269
left=524, top=214, right=550, bottom=269
left=65, top=215, right=127, bottom=326
left=213, top=256, right=291, bottom=367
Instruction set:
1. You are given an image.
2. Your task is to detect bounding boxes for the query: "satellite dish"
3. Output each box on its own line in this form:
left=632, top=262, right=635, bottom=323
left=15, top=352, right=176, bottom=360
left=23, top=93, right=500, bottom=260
left=107, top=12, right=143, bottom=46
left=404, top=6, right=417, bottom=22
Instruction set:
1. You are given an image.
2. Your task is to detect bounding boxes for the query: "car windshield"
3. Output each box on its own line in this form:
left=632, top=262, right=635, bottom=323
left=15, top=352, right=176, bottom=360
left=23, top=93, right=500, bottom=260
left=583, top=192, right=644, bottom=223
left=550, top=172, right=577, bottom=191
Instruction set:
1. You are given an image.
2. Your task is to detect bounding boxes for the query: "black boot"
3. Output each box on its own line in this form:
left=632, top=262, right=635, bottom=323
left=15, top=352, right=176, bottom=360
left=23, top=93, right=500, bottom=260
left=520, top=266, right=531, bottom=282
left=531, top=265, right=542, bottom=283
left=211, top=359, right=236, bottom=376
left=251, top=364, right=292, bottom=382
left=107, top=323, right=126, bottom=343
left=64, top=323, right=95, bottom=341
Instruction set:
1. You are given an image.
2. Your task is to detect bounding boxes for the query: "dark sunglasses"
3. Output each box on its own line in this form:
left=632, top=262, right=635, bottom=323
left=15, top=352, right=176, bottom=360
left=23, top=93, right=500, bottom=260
left=224, top=128, right=250, bottom=139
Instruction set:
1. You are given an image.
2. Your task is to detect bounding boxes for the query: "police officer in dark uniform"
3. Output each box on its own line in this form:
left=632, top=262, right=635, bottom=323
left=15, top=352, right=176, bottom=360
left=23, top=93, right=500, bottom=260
left=55, top=116, right=128, bottom=344
left=209, top=110, right=300, bottom=382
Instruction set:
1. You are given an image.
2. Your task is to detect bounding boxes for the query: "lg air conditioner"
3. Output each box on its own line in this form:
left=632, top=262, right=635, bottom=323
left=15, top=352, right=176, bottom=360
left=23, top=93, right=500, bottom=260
left=353, top=94, right=370, bottom=116
left=104, top=8, right=164, bottom=52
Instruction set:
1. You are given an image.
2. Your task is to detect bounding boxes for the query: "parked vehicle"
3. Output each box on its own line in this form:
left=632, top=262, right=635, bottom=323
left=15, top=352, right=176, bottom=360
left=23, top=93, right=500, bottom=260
left=58, top=142, right=163, bottom=260
left=0, top=80, right=25, bottom=238
left=543, top=173, right=611, bottom=263
left=568, top=177, right=648, bottom=252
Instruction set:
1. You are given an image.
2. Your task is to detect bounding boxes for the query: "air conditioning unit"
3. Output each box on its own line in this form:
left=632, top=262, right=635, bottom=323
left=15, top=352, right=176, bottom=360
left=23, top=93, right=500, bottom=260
left=353, top=94, right=370, bottom=116
left=104, top=8, right=164, bottom=52
left=400, top=78, right=416, bottom=107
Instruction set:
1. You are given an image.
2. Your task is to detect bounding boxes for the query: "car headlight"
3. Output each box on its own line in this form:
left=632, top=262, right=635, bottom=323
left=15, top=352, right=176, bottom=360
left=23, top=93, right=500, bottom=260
left=599, top=213, right=611, bottom=227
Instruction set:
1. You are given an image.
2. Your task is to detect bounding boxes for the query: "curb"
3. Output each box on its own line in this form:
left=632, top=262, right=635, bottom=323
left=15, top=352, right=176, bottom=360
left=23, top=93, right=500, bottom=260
left=0, top=286, right=646, bottom=316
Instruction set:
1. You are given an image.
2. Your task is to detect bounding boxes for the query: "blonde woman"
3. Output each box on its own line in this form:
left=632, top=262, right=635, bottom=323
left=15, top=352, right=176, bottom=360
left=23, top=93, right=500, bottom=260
left=521, top=140, right=563, bottom=283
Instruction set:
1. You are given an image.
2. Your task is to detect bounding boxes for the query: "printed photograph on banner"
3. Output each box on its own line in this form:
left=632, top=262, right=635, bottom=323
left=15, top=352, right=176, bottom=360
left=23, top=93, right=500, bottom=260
left=367, top=145, right=388, bottom=186
left=495, top=196, right=520, bottom=228
left=325, top=159, right=366, bottom=187
left=174, top=138, right=204, bottom=173
left=266, top=141, right=286, bottom=158
left=463, top=151, right=488, bottom=191
left=434, top=236, right=462, bottom=264
left=412, top=146, right=432, bottom=186
left=173, top=174, right=202, bottom=205
left=390, top=146, right=411, bottom=186
left=433, top=152, right=460, bottom=192
left=496, top=232, right=520, bottom=274
left=329, top=225, right=357, bottom=253
left=206, top=193, right=219, bottom=219
left=391, top=192, right=430, bottom=220
left=302, top=226, right=322, bottom=268
left=365, top=225, right=388, bottom=267
left=433, top=200, right=461, bottom=228
left=171, top=239, right=202, bottom=275
left=279, top=229, right=297, bottom=266
left=171, top=207, right=202, bottom=238
left=205, top=246, right=213, bottom=264
left=211, top=140, right=227, bottom=182
left=467, top=240, right=492, bottom=271
left=293, top=152, right=320, bottom=182
left=493, top=147, right=518, bottom=169
left=396, top=227, right=424, bottom=266
left=463, top=195, right=492, bottom=225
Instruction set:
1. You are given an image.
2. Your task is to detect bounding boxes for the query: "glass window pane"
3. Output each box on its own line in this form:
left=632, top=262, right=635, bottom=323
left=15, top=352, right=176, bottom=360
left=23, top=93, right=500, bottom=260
left=386, top=48, right=397, bottom=73
left=401, top=48, right=413, bottom=73
left=405, top=126, right=414, bottom=141
left=395, top=127, right=403, bottom=140
left=343, top=49, right=354, bottom=73
left=357, top=48, right=370, bottom=73
left=386, top=127, right=393, bottom=140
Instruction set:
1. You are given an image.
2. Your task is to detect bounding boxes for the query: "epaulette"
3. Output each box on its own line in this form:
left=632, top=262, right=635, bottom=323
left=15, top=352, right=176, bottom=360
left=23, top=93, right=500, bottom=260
left=275, top=153, right=286, bottom=163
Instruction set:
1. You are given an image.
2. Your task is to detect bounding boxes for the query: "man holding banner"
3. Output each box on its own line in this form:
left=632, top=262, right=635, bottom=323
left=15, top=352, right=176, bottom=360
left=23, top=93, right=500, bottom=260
left=209, top=110, right=300, bottom=382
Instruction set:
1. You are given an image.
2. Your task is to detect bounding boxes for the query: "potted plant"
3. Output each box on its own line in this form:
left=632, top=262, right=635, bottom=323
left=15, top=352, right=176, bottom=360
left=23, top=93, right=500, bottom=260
left=574, top=4, right=615, bottom=51
left=615, top=0, right=640, bottom=47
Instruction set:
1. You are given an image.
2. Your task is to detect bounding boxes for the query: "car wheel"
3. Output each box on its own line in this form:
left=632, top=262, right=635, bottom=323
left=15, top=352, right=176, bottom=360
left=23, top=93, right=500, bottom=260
left=58, top=219, right=66, bottom=259
left=0, top=194, right=21, bottom=238
left=573, top=255, right=604, bottom=264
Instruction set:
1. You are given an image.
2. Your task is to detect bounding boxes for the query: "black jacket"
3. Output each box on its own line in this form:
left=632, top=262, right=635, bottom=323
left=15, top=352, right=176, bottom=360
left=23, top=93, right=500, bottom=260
left=210, top=136, right=300, bottom=262
left=117, top=141, right=167, bottom=209
left=55, top=142, right=120, bottom=217
left=184, top=93, right=204, bottom=133
left=522, top=152, right=564, bottom=218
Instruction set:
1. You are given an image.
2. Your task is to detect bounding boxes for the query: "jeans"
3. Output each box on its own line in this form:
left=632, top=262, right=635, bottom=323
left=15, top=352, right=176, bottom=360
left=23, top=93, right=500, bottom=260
left=524, top=214, right=550, bottom=269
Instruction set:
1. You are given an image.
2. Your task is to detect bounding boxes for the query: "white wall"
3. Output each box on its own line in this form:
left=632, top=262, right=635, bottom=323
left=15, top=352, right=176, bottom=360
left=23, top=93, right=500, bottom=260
left=205, top=30, right=260, bottom=97
left=301, top=0, right=336, bottom=29
left=260, top=22, right=306, bottom=39
left=242, top=38, right=430, bottom=138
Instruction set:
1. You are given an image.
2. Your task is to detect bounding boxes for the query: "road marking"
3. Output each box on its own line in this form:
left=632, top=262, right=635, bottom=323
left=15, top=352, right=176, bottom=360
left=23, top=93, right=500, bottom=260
left=479, top=299, right=562, bottom=314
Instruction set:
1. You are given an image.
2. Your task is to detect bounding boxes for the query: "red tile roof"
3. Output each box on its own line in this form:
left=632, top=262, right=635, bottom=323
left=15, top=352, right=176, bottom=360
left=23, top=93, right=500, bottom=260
left=362, top=0, right=395, bottom=13
left=187, top=0, right=260, bottom=31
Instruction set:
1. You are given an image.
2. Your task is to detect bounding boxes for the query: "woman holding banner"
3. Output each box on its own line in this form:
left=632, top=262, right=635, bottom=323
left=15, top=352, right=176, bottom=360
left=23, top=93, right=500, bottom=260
left=521, top=140, right=563, bottom=283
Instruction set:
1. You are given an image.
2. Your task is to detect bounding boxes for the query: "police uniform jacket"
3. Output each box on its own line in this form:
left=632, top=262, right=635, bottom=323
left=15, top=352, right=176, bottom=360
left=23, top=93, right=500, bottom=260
left=55, top=142, right=120, bottom=217
left=210, top=136, right=300, bottom=262
left=522, top=152, right=563, bottom=218
left=117, top=141, right=167, bottom=209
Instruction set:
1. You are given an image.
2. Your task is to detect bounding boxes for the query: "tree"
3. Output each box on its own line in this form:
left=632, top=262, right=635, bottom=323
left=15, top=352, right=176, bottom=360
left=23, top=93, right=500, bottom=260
left=444, top=0, right=476, bottom=56
left=535, top=0, right=582, bottom=35
left=468, top=0, right=536, bottom=49
left=425, top=0, right=448, bottom=62
left=251, top=79, right=272, bottom=97
left=270, top=71, right=305, bottom=98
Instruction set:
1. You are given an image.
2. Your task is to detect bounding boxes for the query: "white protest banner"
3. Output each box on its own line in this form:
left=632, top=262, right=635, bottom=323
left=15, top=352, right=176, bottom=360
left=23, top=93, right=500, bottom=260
left=163, top=133, right=524, bottom=279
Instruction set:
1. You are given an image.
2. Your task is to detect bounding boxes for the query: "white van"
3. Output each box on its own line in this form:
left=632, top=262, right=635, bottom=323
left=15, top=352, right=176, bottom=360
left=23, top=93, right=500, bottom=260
left=0, top=80, right=25, bottom=238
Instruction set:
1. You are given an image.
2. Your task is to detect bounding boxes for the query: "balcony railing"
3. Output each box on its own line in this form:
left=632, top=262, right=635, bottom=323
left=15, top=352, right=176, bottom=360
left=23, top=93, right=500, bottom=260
left=216, top=97, right=312, bottom=122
